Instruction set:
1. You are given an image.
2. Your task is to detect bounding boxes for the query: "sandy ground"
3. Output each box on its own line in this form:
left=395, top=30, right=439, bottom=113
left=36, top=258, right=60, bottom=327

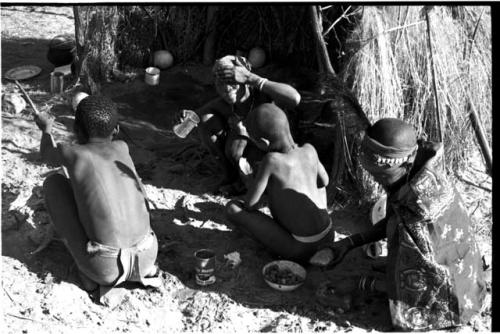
left=1, top=6, right=491, bottom=333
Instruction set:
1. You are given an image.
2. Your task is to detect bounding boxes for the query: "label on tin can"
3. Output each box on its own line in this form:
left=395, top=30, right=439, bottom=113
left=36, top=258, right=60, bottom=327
left=195, top=274, right=216, bottom=286
left=194, top=249, right=216, bottom=286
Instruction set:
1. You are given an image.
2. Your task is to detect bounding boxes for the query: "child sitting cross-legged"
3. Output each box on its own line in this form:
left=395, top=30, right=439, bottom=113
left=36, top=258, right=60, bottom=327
left=225, top=103, right=334, bottom=262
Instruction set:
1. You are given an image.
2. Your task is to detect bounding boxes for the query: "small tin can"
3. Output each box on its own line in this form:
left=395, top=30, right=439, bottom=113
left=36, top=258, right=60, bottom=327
left=194, top=248, right=216, bottom=286
left=145, top=67, right=160, bottom=86
left=50, top=71, right=65, bottom=94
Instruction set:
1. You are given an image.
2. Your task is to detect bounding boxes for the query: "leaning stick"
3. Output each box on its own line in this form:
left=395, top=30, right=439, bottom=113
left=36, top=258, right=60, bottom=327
left=14, top=80, right=39, bottom=116
left=424, top=10, right=443, bottom=144
left=14, top=80, right=69, bottom=178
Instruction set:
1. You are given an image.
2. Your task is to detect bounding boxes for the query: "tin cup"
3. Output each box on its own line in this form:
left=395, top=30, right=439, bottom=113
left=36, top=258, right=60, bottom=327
left=362, top=242, right=383, bottom=259
left=50, top=71, right=65, bottom=94
left=145, top=67, right=160, bottom=86
left=173, top=110, right=200, bottom=138
left=194, top=248, right=216, bottom=286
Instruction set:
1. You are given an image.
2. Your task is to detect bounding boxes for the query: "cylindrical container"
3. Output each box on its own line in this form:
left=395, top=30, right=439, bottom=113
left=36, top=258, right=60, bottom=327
left=362, top=242, right=383, bottom=259
left=145, top=67, right=160, bottom=86
left=50, top=72, right=65, bottom=94
left=194, top=248, right=216, bottom=286
left=173, top=110, right=200, bottom=138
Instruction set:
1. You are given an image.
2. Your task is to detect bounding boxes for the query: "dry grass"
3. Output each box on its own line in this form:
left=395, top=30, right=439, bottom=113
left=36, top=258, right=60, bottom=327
left=342, top=6, right=491, bottom=173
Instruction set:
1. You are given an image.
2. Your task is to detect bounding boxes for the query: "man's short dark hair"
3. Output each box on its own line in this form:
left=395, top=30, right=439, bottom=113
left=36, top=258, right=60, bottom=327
left=75, top=96, right=118, bottom=138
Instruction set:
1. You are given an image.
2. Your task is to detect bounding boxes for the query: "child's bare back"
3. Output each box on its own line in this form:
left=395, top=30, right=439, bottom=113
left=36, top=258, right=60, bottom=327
left=264, top=143, right=329, bottom=237
left=226, top=103, right=333, bottom=262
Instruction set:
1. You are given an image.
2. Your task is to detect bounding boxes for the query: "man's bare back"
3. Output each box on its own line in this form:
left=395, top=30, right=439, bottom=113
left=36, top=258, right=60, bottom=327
left=61, top=140, right=150, bottom=248
left=37, top=95, right=159, bottom=292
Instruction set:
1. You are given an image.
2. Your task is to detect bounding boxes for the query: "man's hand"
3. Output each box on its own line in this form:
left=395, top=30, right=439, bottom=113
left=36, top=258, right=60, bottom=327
left=228, top=115, right=248, bottom=137
left=309, top=238, right=352, bottom=268
left=34, top=112, right=53, bottom=133
left=215, top=63, right=251, bottom=85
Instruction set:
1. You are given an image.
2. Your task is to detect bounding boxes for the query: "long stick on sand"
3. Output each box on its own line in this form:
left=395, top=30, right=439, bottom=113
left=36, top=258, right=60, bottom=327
left=14, top=80, right=69, bottom=179
left=14, top=80, right=39, bottom=116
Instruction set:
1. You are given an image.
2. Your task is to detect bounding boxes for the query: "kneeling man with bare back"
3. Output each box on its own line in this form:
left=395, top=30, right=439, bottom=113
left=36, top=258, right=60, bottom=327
left=36, top=96, right=159, bottom=300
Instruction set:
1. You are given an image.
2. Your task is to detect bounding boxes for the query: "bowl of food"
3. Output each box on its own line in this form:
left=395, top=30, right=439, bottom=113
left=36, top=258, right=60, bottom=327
left=262, top=260, right=306, bottom=292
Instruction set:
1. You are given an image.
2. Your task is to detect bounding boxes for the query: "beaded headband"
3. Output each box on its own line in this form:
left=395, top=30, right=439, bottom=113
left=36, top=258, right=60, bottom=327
left=361, top=134, right=418, bottom=167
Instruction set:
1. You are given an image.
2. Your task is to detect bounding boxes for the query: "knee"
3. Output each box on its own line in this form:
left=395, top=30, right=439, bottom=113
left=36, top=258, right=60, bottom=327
left=225, top=200, right=244, bottom=219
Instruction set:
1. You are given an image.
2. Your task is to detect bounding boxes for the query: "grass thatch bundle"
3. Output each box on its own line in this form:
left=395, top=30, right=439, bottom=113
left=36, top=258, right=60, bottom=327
left=116, top=6, right=208, bottom=68
left=114, top=5, right=357, bottom=71
left=342, top=6, right=491, bottom=173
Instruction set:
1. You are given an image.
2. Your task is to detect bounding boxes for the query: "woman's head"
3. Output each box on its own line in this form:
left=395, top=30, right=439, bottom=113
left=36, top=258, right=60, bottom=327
left=360, top=118, right=418, bottom=189
left=74, top=95, right=118, bottom=143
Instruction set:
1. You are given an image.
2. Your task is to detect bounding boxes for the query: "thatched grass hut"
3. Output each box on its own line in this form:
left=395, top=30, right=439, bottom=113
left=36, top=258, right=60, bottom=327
left=73, top=5, right=491, bottom=206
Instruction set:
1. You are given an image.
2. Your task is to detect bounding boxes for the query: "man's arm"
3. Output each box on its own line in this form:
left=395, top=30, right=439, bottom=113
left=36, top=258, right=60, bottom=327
left=115, top=141, right=153, bottom=212
left=36, top=113, right=63, bottom=167
left=196, top=96, right=233, bottom=119
left=244, top=155, right=274, bottom=210
left=215, top=61, right=301, bottom=110
left=348, top=216, right=388, bottom=247
left=316, top=150, right=329, bottom=188
left=310, top=216, right=388, bottom=267
left=246, top=73, right=301, bottom=110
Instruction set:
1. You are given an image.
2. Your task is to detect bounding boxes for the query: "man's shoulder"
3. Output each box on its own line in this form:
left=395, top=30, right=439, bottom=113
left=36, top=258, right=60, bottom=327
left=111, top=139, right=129, bottom=152
left=298, top=143, right=319, bottom=160
left=300, top=142, right=316, bottom=152
left=57, top=142, right=80, bottom=158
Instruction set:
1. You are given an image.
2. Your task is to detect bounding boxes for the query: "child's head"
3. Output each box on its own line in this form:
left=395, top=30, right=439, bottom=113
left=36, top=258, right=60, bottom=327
left=74, top=95, right=118, bottom=143
left=246, top=103, right=294, bottom=152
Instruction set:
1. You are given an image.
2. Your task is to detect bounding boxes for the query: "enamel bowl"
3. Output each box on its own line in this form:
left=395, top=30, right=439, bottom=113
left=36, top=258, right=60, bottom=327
left=262, top=260, right=306, bottom=292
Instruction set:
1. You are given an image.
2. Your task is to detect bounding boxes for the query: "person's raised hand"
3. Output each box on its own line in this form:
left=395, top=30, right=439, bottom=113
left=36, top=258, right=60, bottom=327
left=309, top=238, right=352, bottom=269
left=34, top=112, right=53, bottom=133
left=215, top=63, right=251, bottom=85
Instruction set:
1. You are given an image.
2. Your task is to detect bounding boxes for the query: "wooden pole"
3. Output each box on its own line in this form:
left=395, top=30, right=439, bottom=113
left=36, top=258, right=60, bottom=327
left=203, top=6, right=218, bottom=65
left=424, top=9, right=444, bottom=143
left=14, top=80, right=39, bottom=116
left=462, top=8, right=491, bottom=176
left=309, top=5, right=335, bottom=76
left=468, top=101, right=492, bottom=176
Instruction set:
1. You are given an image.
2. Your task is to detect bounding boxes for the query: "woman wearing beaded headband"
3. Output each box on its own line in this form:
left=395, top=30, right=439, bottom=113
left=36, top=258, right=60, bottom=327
left=310, top=118, right=486, bottom=331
